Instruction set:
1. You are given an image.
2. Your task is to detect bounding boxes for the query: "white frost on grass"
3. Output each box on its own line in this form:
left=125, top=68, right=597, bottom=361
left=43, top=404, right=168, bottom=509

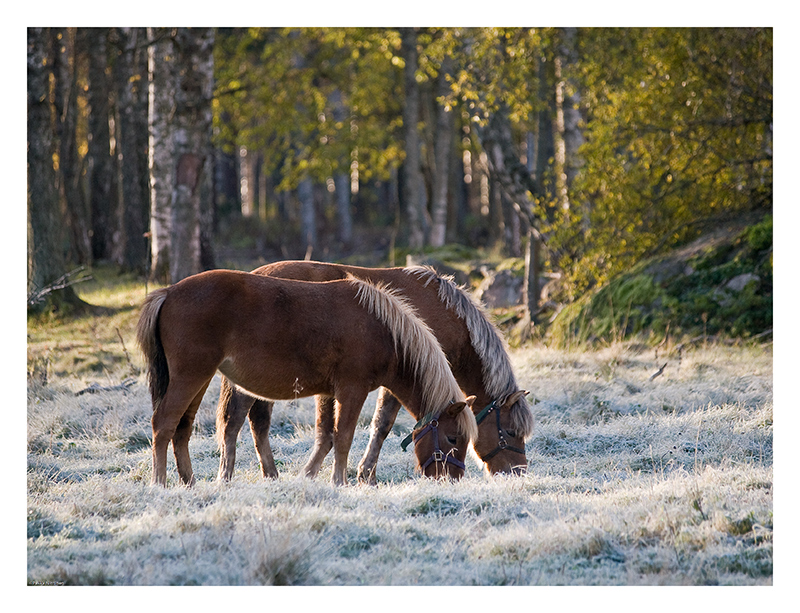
left=27, top=343, right=772, bottom=586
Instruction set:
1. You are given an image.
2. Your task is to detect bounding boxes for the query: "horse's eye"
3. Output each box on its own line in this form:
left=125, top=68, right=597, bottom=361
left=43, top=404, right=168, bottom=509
left=446, top=436, right=459, bottom=446
left=506, top=430, right=517, bottom=438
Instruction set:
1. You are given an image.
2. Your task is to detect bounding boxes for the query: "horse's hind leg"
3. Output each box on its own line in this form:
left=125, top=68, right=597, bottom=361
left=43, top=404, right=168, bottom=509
left=171, top=381, right=210, bottom=486
left=248, top=399, right=278, bottom=479
left=151, top=377, right=210, bottom=486
left=216, top=378, right=258, bottom=482
left=303, top=395, right=335, bottom=478
left=357, top=388, right=402, bottom=485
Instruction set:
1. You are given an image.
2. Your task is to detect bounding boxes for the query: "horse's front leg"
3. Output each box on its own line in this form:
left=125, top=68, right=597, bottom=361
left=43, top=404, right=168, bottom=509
left=331, top=389, right=369, bottom=486
left=303, top=395, right=335, bottom=478
left=357, top=388, right=402, bottom=485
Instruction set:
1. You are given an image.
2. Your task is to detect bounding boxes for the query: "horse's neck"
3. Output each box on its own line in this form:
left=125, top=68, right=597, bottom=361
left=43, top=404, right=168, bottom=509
left=382, top=376, right=425, bottom=421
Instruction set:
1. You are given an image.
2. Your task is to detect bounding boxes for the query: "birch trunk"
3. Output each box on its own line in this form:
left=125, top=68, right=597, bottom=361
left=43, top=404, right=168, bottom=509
left=147, top=28, right=174, bottom=283
left=170, top=27, right=215, bottom=282
left=429, top=59, right=453, bottom=248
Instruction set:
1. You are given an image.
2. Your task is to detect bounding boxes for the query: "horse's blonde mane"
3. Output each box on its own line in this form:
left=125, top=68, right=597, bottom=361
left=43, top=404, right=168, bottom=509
left=350, top=276, right=478, bottom=443
left=405, top=265, right=535, bottom=439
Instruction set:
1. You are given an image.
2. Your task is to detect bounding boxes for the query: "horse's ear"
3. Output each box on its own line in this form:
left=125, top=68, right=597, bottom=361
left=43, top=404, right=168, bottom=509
left=503, top=390, right=528, bottom=408
left=446, top=396, right=475, bottom=418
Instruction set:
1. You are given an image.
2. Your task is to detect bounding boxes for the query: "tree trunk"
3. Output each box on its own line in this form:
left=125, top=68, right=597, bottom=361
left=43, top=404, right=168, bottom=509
left=298, top=176, right=316, bottom=258
left=536, top=55, right=556, bottom=224
left=27, top=27, right=82, bottom=312
left=476, top=105, right=546, bottom=319
left=113, top=27, right=149, bottom=275
left=147, top=27, right=175, bottom=283
left=401, top=27, right=428, bottom=249
left=522, top=224, right=540, bottom=325
left=330, top=87, right=353, bottom=247
left=429, top=58, right=454, bottom=248
left=333, top=173, right=352, bottom=246
left=86, top=27, right=115, bottom=262
left=557, top=27, right=586, bottom=226
left=52, top=28, right=91, bottom=266
left=170, top=27, right=215, bottom=282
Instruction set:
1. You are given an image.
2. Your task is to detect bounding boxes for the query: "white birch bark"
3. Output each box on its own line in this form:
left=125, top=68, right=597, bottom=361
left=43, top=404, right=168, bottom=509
left=429, top=59, right=453, bottom=248
left=147, top=28, right=175, bottom=283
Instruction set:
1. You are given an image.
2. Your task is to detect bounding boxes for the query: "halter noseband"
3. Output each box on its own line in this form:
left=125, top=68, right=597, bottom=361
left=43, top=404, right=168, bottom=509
left=474, top=399, right=526, bottom=461
left=400, top=415, right=466, bottom=474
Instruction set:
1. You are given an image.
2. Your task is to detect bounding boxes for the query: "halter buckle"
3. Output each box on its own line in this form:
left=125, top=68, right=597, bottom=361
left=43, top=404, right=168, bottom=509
left=498, top=438, right=508, bottom=449
left=433, top=450, right=444, bottom=462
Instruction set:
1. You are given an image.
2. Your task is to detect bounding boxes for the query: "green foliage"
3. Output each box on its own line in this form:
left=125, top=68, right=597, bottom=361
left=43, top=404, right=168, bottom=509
left=214, top=28, right=405, bottom=189
left=558, top=28, right=772, bottom=293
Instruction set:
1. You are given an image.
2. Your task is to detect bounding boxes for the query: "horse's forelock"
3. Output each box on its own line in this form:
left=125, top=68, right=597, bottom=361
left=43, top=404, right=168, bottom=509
left=456, top=404, right=479, bottom=444
left=350, top=277, right=461, bottom=418
left=508, top=396, right=536, bottom=440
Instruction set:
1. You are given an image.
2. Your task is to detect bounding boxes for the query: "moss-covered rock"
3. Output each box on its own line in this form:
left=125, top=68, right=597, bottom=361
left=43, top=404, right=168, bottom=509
left=547, top=214, right=772, bottom=347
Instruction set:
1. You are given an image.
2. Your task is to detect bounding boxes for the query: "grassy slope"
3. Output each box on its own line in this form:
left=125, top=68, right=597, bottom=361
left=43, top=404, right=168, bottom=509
left=26, top=268, right=773, bottom=586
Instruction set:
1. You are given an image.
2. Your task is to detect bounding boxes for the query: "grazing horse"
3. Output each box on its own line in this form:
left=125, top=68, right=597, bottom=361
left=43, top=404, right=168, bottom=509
left=136, top=270, right=478, bottom=486
left=216, top=261, right=534, bottom=484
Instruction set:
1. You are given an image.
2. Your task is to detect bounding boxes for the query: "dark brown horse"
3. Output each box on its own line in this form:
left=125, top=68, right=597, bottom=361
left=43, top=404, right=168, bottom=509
left=216, top=261, right=534, bottom=484
left=136, top=270, right=478, bottom=486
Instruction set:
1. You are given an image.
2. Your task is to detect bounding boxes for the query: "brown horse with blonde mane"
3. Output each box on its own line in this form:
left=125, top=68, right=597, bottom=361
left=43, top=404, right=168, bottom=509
left=136, top=269, right=478, bottom=486
left=216, top=261, right=534, bottom=484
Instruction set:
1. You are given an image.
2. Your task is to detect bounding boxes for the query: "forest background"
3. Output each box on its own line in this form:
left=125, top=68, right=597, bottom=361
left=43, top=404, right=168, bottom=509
left=26, top=25, right=773, bottom=345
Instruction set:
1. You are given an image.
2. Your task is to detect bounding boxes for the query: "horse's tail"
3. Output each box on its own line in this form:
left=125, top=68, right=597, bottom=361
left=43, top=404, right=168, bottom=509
left=136, top=288, right=170, bottom=412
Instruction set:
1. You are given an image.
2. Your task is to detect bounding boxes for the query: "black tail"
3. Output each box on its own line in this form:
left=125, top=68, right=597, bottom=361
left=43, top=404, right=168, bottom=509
left=136, top=288, right=170, bottom=411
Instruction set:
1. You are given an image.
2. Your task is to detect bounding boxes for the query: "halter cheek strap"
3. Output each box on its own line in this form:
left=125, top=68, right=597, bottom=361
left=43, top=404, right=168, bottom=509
left=475, top=399, right=526, bottom=461
left=400, top=416, right=466, bottom=472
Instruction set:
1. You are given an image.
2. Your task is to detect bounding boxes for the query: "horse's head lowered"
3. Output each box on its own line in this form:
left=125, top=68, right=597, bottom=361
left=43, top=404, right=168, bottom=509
left=403, top=396, right=477, bottom=479
left=472, top=390, right=530, bottom=475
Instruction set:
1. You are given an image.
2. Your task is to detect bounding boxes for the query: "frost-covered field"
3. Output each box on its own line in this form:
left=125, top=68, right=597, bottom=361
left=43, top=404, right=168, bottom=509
left=27, top=342, right=772, bottom=589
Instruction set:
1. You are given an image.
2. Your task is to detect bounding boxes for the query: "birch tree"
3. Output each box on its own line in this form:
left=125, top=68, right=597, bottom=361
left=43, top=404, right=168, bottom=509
left=147, top=27, right=175, bottom=283
left=147, top=27, right=215, bottom=283
left=169, top=27, right=215, bottom=281
left=429, top=57, right=454, bottom=248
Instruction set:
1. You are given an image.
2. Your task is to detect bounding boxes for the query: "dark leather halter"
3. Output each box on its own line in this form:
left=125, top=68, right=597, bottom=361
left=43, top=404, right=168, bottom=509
left=400, top=415, right=466, bottom=474
left=474, top=399, right=526, bottom=461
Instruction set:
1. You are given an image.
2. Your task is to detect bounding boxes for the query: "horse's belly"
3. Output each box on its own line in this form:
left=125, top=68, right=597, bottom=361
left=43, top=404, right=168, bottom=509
left=218, top=357, right=330, bottom=401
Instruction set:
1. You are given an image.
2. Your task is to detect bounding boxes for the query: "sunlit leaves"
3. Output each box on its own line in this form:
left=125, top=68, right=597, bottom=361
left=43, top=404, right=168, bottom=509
left=565, top=28, right=772, bottom=291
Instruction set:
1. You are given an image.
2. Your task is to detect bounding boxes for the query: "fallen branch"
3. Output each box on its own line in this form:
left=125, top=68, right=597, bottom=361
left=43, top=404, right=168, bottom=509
left=27, top=267, right=92, bottom=307
left=649, top=363, right=668, bottom=381
left=75, top=377, right=136, bottom=396
left=116, top=327, right=135, bottom=374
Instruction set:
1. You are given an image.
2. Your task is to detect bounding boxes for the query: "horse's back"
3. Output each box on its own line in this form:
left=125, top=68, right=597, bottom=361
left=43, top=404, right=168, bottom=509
left=160, top=269, right=394, bottom=398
